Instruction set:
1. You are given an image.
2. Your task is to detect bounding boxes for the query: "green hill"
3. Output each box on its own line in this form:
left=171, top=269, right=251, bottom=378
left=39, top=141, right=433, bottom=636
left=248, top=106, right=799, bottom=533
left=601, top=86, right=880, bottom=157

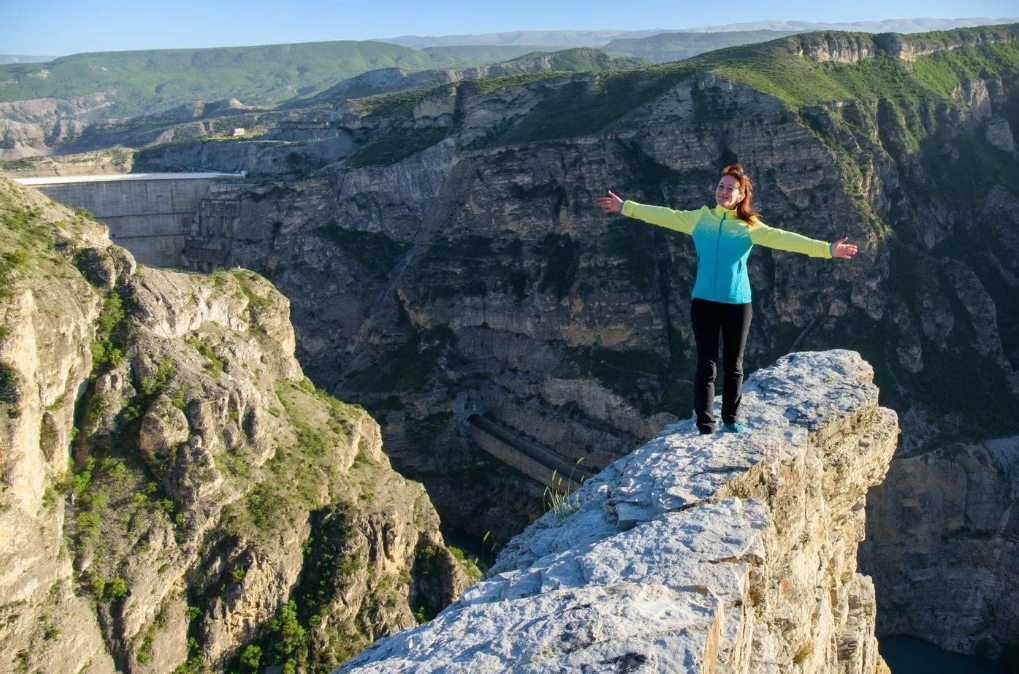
left=421, top=45, right=564, bottom=60
left=0, top=40, right=492, bottom=117
left=603, top=29, right=800, bottom=63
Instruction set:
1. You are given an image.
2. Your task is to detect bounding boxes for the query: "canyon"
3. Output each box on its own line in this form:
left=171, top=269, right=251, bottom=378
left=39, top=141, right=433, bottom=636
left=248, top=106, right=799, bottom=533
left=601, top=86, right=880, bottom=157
left=2, top=22, right=1019, bottom=672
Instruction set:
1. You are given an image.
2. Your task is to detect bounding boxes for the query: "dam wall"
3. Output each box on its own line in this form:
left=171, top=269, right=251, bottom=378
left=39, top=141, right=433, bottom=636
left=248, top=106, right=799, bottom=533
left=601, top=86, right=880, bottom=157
left=15, top=173, right=243, bottom=267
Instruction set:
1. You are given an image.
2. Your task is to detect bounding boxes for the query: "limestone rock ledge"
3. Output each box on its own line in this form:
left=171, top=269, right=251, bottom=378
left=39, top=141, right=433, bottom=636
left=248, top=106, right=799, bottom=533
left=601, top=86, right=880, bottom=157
left=337, top=350, right=898, bottom=674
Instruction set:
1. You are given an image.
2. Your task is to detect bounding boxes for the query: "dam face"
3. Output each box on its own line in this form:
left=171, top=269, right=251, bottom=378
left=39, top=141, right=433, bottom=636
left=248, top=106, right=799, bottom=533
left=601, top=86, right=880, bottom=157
left=15, top=173, right=243, bottom=268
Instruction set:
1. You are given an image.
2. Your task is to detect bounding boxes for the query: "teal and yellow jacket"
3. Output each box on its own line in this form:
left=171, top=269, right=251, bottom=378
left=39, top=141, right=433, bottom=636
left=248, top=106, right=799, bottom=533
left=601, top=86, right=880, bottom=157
left=621, top=201, right=833, bottom=304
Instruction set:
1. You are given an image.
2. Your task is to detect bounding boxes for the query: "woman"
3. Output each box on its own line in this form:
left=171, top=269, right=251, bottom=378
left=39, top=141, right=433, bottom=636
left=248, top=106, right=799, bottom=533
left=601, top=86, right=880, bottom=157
left=597, top=164, right=858, bottom=434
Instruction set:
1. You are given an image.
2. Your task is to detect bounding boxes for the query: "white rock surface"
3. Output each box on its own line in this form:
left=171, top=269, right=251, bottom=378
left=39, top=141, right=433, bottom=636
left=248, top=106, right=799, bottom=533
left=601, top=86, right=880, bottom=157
left=336, top=350, right=899, bottom=674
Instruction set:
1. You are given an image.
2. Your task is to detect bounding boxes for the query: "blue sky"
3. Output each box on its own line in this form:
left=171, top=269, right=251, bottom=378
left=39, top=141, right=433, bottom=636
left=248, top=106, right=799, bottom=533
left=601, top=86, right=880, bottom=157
left=2, top=0, right=1017, bottom=56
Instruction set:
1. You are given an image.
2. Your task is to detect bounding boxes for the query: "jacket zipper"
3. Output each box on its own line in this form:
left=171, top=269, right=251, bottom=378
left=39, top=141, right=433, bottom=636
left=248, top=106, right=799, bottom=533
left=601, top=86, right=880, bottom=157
left=713, top=212, right=726, bottom=300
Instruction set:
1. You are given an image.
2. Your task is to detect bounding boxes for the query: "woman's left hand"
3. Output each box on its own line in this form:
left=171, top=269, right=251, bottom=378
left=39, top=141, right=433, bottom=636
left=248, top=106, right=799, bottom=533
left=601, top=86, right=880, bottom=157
left=832, top=237, right=858, bottom=259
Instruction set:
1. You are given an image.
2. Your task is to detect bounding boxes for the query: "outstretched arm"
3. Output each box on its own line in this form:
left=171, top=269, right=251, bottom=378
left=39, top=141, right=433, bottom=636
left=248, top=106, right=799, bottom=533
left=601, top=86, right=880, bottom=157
left=750, top=221, right=857, bottom=259
left=598, top=190, right=699, bottom=235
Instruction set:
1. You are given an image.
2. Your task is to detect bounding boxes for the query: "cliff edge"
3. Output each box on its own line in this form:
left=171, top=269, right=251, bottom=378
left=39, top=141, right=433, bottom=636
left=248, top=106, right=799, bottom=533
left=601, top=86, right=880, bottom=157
left=338, top=350, right=898, bottom=674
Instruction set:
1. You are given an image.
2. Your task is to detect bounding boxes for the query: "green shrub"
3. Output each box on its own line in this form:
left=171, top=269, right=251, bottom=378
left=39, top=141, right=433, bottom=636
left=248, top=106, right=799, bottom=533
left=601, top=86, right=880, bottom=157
left=75, top=511, right=101, bottom=540
left=268, top=600, right=305, bottom=659
left=71, top=457, right=95, bottom=497
left=136, top=635, right=153, bottom=664
left=107, top=577, right=128, bottom=602
left=239, top=644, right=261, bottom=671
left=90, top=291, right=129, bottom=371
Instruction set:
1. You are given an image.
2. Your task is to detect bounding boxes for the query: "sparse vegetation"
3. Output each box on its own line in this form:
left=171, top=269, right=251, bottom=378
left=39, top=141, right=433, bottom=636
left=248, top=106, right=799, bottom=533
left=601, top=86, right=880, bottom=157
left=89, top=290, right=129, bottom=372
left=345, top=126, right=448, bottom=167
left=187, top=335, right=227, bottom=376
left=793, top=642, right=814, bottom=665
left=136, top=634, right=153, bottom=664
left=543, top=459, right=586, bottom=523
left=448, top=546, right=483, bottom=581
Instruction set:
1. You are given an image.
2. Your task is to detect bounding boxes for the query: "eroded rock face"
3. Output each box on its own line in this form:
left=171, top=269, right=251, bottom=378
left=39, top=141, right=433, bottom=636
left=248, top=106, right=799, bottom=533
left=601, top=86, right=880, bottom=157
left=338, top=350, right=898, bottom=673
left=861, top=436, right=1019, bottom=659
left=0, top=176, right=469, bottom=674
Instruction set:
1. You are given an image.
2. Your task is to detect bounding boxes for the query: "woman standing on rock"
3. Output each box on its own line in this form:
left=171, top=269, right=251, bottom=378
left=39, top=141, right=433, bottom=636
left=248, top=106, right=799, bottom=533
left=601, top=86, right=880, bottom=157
left=598, top=163, right=858, bottom=435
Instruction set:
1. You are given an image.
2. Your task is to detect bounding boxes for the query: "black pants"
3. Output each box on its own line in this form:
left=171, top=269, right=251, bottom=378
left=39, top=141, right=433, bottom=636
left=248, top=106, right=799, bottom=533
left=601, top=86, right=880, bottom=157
left=690, top=299, right=752, bottom=432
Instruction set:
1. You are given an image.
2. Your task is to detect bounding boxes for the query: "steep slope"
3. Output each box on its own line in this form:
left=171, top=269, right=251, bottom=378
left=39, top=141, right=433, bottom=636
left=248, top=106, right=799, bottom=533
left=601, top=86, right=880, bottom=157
left=0, top=175, right=471, bottom=674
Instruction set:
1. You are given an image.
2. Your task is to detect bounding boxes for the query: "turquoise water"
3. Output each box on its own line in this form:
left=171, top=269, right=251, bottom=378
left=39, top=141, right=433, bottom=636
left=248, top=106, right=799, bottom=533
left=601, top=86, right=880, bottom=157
left=880, top=637, right=1010, bottom=673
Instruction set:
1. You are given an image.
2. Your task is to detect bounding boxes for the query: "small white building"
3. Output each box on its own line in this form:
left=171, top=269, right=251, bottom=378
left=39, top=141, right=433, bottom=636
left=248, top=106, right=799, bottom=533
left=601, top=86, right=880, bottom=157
left=232, top=128, right=245, bottom=137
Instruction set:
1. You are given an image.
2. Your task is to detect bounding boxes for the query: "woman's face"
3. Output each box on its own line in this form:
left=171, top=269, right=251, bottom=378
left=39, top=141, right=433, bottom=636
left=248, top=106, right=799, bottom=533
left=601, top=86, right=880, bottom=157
left=715, top=175, right=743, bottom=210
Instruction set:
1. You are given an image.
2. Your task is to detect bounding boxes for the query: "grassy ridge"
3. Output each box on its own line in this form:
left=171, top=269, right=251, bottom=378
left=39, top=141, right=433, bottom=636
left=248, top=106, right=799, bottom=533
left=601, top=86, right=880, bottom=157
left=463, top=24, right=1019, bottom=146
left=0, top=40, right=489, bottom=116
left=708, top=25, right=1019, bottom=109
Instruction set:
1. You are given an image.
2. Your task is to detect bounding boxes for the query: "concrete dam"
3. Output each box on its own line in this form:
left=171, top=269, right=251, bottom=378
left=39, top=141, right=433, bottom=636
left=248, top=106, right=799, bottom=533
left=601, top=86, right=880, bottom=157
left=15, top=172, right=243, bottom=268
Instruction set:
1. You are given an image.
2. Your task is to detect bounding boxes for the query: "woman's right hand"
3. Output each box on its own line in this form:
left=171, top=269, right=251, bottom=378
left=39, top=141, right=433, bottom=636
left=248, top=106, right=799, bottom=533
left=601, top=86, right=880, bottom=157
left=598, top=190, right=623, bottom=214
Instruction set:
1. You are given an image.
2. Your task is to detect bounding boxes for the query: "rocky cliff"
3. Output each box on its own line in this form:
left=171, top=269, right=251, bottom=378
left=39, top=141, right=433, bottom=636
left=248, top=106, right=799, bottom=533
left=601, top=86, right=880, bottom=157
left=861, top=436, right=1019, bottom=661
left=0, top=175, right=470, bottom=674
left=337, top=350, right=898, bottom=673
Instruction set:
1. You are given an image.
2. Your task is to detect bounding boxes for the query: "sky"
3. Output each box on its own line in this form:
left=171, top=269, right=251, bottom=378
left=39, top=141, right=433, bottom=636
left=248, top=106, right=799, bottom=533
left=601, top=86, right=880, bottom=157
left=2, top=0, right=1017, bottom=56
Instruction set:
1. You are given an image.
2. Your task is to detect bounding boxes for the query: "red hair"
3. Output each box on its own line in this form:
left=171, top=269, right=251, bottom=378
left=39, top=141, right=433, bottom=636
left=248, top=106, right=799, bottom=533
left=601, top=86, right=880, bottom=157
left=720, top=164, right=760, bottom=225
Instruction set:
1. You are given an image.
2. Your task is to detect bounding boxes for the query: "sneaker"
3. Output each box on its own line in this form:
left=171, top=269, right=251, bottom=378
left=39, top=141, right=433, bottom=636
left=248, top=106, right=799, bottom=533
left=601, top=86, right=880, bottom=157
left=722, top=421, right=745, bottom=434
left=697, top=425, right=714, bottom=435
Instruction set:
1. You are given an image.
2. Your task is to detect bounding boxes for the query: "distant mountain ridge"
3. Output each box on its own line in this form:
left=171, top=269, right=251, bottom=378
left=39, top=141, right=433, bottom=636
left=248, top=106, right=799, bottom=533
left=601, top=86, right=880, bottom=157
left=382, top=17, right=1018, bottom=49
left=0, top=43, right=649, bottom=159
left=0, top=41, right=492, bottom=117
left=0, top=55, right=59, bottom=65
left=679, top=16, right=1019, bottom=33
